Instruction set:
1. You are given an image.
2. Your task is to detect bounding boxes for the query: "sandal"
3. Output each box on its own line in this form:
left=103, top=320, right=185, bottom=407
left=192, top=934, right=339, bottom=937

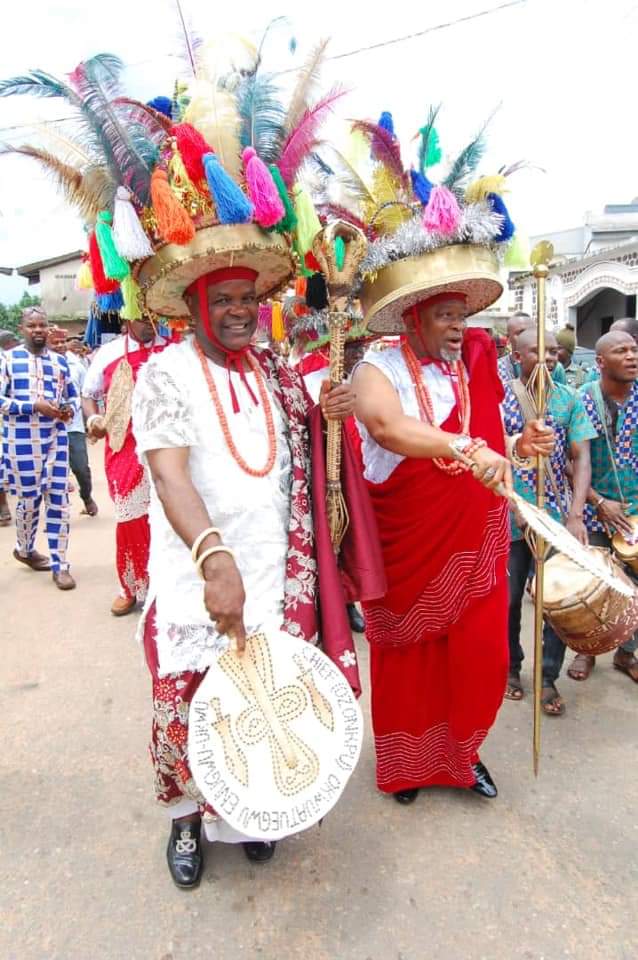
left=567, top=653, right=595, bottom=681
left=541, top=684, right=565, bottom=717
left=505, top=673, right=524, bottom=700
left=613, top=650, right=638, bottom=683
left=0, top=511, right=11, bottom=527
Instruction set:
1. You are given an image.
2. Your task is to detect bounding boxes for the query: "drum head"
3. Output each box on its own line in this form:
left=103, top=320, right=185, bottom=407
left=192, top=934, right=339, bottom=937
left=188, top=630, right=364, bottom=841
left=543, top=553, right=602, bottom=604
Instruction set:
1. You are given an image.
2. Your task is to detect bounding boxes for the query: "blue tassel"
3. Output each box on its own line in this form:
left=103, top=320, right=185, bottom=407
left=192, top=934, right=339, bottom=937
left=487, top=192, right=515, bottom=241
left=378, top=111, right=395, bottom=136
left=97, top=289, right=124, bottom=312
left=410, top=169, right=433, bottom=205
left=147, top=96, right=173, bottom=118
left=203, top=152, right=253, bottom=224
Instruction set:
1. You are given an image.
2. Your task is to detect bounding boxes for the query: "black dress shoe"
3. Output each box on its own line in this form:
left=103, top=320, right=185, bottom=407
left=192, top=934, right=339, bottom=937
left=347, top=603, right=365, bottom=633
left=166, top=817, right=203, bottom=888
left=394, top=788, right=419, bottom=805
left=470, top=762, right=497, bottom=799
left=242, top=841, right=277, bottom=863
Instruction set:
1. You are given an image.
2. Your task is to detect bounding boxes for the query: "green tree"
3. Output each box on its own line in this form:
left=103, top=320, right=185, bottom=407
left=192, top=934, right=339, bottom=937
left=1, top=291, right=41, bottom=335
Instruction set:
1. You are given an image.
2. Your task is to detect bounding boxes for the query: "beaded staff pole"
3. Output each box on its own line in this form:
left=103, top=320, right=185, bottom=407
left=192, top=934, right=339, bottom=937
left=529, top=240, right=554, bottom=776
left=312, top=221, right=368, bottom=554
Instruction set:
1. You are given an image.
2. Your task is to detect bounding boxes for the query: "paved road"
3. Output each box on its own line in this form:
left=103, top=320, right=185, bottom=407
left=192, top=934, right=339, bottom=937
left=1, top=447, right=636, bottom=960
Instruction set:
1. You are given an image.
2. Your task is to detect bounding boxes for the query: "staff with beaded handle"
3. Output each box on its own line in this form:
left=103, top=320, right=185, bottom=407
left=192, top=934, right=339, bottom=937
left=312, top=221, right=368, bottom=553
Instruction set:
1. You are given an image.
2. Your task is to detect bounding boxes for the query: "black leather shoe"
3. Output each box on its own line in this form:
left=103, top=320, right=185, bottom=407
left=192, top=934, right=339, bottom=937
left=242, top=841, right=277, bottom=863
left=166, top=817, right=203, bottom=888
left=470, top=762, right=497, bottom=799
left=394, top=788, right=419, bottom=805
left=347, top=603, right=365, bottom=633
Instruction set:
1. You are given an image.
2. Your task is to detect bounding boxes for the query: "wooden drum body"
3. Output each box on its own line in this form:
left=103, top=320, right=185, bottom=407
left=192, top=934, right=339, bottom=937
left=541, top=550, right=638, bottom=656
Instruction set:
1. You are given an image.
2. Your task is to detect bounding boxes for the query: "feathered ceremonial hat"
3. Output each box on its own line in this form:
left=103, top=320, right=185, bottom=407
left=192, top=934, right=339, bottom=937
left=0, top=34, right=344, bottom=326
left=306, top=107, right=531, bottom=333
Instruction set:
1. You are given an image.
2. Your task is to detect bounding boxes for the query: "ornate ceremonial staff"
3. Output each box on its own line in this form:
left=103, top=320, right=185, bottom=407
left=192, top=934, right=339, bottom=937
left=529, top=240, right=555, bottom=774
left=311, top=221, right=368, bottom=553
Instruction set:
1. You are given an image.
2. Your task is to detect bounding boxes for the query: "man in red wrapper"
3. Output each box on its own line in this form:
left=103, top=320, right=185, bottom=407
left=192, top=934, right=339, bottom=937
left=82, top=317, right=168, bottom=615
left=353, top=291, right=553, bottom=804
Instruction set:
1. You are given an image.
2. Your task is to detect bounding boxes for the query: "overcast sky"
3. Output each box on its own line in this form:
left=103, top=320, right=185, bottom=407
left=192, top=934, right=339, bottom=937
left=0, top=0, right=636, bottom=303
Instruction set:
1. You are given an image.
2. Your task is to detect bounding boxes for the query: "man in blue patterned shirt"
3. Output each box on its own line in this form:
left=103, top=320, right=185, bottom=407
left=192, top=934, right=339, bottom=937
left=571, top=330, right=638, bottom=683
left=503, top=329, right=596, bottom=714
left=0, top=307, right=78, bottom=590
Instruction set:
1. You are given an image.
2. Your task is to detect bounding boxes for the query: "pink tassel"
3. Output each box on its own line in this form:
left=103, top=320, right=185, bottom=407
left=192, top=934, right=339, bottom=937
left=422, top=185, right=462, bottom=236
left=242, top=147, right=285, bottom=228
left=257, top=303, right=273, bottom=331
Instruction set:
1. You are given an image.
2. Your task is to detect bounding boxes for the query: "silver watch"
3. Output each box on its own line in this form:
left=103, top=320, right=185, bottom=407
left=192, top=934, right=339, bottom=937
left=449, top=434, right=473, bottom=460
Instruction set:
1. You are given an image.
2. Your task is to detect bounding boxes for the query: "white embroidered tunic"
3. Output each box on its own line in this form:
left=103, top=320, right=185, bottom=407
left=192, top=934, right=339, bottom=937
left=132, top=338, right=292, bottom=677
left=356, top=346, right=468, bottom=484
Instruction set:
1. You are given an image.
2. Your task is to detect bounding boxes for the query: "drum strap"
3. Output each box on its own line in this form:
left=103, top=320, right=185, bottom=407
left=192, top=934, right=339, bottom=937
left=510, top=378, right=569, bottom=519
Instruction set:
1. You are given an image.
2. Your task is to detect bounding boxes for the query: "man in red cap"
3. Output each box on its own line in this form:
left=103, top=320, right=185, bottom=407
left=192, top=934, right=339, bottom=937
left=132, top=267, right=382, bottom=887
left=353, top=292, right=553, bottom=804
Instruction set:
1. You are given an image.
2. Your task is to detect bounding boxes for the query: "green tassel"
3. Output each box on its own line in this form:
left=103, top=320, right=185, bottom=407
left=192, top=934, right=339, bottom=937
left=334, top=236, right=345, bottom=271
left=95, top=210, right=130, bottom=281
left=269, top=164, right=297, bottom=233
left=293, top=186, right=321, bottom=255
left=425, top=128, right=442, bottom=167
left=120, top=274, right=142, bottom=321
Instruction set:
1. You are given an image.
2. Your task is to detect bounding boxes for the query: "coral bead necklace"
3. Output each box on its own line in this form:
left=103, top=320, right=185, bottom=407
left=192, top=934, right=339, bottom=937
left=195, top=340, right=277, bottom=477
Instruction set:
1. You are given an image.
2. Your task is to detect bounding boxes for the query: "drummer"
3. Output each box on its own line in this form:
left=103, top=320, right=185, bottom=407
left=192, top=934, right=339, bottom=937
left=571, top=330, right=638, bottom=683
left=502, top=328, right=596, bottom=714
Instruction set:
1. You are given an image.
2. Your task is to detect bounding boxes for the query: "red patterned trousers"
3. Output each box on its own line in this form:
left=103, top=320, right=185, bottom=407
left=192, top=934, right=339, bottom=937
left=115, top=514, right=150, bottom=602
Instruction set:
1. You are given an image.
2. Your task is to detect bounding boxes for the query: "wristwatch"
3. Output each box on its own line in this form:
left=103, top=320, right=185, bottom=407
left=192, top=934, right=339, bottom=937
left=449, top=434, right=473, bottom=460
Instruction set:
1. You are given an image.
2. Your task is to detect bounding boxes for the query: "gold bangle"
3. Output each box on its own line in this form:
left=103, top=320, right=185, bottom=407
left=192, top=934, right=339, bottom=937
left=197, top=545, right=235, bottom=580
left=191, top=527, right=222, bottom=564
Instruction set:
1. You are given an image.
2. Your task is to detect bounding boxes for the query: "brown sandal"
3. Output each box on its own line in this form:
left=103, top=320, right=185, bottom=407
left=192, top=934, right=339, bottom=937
left=613, top=650, right=638, bottom=683
left=567, top=654, right=595, bottom=681
left=541, top=684, right=565, bottom=716
left=13, top=548, right=51, bottom=571
left=505, top=673, right=524, bottom=700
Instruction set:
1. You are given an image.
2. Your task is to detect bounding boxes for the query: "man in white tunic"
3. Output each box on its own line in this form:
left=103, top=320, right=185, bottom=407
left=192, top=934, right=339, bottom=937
left=132, top=266, right=364, bottom=888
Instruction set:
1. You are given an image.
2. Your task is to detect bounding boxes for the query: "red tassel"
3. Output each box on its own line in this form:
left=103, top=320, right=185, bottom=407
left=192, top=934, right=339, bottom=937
left=304, top=251, right=322, bottom=273
left=88, top=231, right=119, bottom=294
left=151, top=170, right=196, bottom=246
left=172, top=123, right=213, bottom=189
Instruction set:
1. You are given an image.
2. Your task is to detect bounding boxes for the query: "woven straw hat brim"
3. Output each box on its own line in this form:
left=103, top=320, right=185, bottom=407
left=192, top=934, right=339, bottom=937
left=360, top=244, right=503, bottom=334
left=136, top=225, right=294, bottom=319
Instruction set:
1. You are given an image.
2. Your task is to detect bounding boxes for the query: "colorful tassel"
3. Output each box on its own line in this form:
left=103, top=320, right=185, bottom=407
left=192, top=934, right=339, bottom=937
left=504, top=231, right=529, bottom=269
left=96, top=210, right=130, bottom=281
left=305, top=250, right=322, bottom=273
left=88, top=231, right=119, bottom=294
left=334, top=236, right=345, bottom=271
left=203, top=153, right=253, bottom=225
left=293, top=186, right=321, bottom=254
left=257, top=303, right=272, bottom=332
left=269, top=165, right=297, bottom=233
left=147, top=96, right=173, bottom=118
left=76, top=259, right=93, bottom=290
left=271, top=301, right=286, bottom=341
left=465, top=174, right=507, bottom=203
left=294, top=276, right=308, bottom=316
left=410, top=169, right=433, bottom=205
left=112, top=186, right=154, bottom=260
left=242, top=148, right=285, bottom=228
left=120, top=274, right=142, bottom=321
left=422, top=186, right=462, bottom=236
left=487, top=192, right=515, bottom=241
left=150, top=169, right=196, bottom=245
left=97, top=289, right=124, bottom=312
left=378, top=111, right=395, bottom=136
left=172, top=122, right=212, bottom=188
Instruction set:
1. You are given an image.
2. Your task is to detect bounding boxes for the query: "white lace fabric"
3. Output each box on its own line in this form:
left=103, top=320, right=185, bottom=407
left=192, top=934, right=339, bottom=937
left=355, top=346, right=469, bottom=484
left=132, top=338, right=292, bottom=677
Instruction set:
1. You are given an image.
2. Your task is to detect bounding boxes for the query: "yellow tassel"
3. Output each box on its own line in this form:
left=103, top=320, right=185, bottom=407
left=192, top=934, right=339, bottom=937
left=465, top=174, right=508, bottom=203
left=271, top=301, right=285, bottom=342
left=76, top=261, right=93, bottom=290
left=120, top=274, right=142, bottom=321
left=293, top=186, right=322, bottom=254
